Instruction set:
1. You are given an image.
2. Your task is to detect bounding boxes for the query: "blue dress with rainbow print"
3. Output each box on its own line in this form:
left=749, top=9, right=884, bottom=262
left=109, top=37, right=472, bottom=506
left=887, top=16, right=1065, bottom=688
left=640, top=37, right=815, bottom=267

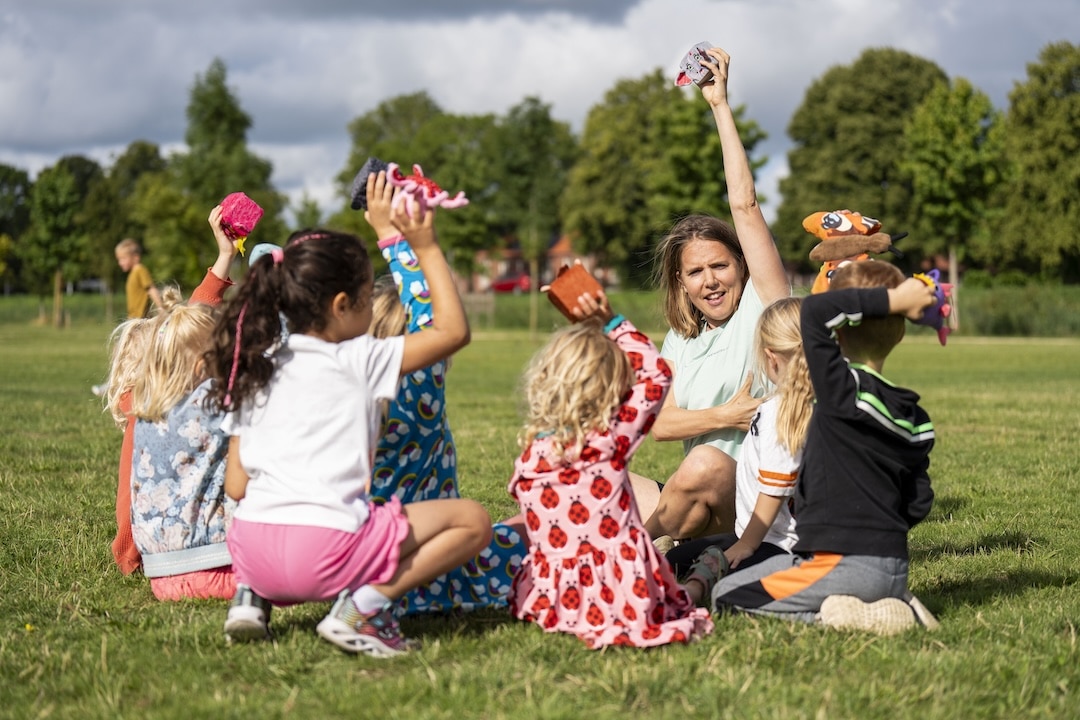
left=372, top=235, right=525, bottom=614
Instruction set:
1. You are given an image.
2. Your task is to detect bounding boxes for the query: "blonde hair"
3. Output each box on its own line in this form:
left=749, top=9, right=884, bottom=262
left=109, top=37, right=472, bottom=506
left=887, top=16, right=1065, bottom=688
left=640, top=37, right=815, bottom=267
left=129, top=287, right=216, bottom=422
left=103, top=318, right=153, bottom=429
left=369, top=274, right=407, bottom=339
left=519, top=319, right=634, bottom=457
left=828, top=261, right=906, bottom=362
left=755, top=297, right=813, bottom=454
left=115, top=238, right=141, bottom=256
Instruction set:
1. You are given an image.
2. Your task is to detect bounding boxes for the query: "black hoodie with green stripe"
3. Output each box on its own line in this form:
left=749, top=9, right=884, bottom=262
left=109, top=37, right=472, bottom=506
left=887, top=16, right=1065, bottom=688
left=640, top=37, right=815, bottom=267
left=793, top=287, right=935, bottom=559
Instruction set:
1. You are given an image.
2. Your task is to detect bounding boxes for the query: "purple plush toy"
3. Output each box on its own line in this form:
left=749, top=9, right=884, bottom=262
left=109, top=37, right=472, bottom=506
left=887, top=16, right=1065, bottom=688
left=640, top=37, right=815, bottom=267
left=911, top=269, right=955, bottom=346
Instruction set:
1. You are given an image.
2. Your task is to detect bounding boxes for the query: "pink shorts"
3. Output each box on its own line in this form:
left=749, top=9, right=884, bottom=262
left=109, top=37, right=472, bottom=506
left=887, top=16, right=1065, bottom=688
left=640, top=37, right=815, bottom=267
left=150, top=567, right=236, bottom=601
left=227, top=497, right=410, bottom=604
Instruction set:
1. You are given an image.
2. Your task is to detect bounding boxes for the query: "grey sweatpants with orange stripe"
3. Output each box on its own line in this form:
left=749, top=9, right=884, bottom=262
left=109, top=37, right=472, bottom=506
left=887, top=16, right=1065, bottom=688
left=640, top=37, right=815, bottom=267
left=710, top=552, right=909, bottom=623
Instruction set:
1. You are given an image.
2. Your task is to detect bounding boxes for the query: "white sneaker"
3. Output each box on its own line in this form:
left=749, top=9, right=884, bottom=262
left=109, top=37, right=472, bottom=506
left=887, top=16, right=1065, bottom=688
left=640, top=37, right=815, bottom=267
left=905, top=593, right=941, bottom=630
left=316, top=590, right=419, bottom=657
left=820, top=595, right=917, bottom=636
left=224, top=584, right=272, bottom=643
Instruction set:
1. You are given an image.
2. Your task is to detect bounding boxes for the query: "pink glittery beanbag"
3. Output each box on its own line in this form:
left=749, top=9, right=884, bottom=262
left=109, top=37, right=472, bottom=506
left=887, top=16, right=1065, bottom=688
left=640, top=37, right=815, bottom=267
left=220, top=192, right=264, bottom=240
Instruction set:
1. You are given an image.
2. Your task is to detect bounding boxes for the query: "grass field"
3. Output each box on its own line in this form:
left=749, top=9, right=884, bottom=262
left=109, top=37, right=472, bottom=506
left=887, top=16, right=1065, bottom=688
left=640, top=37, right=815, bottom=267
left=1, top=317, right=1079, bottom=719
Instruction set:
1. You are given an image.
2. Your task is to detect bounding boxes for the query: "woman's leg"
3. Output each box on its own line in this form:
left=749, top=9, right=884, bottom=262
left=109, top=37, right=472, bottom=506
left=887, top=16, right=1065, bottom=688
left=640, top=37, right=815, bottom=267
left=628, top=472, right=663, bottom=522
left=372, top=498, right=492, bottom=599
left=643, top=445, right=736, bottom=540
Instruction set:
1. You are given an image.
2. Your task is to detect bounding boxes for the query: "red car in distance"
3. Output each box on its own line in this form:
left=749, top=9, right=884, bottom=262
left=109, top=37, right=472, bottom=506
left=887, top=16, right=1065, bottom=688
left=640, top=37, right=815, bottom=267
left=489, top=271, right=531, bottom=294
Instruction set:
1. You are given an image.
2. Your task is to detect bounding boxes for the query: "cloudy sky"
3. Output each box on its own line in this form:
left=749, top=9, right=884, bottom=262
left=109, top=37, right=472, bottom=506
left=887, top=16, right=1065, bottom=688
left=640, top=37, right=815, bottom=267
left=2, top=0, right=1076, bottom=222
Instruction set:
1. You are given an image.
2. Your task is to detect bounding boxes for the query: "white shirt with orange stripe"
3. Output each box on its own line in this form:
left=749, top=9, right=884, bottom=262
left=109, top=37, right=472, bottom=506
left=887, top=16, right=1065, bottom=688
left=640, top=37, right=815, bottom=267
left=733, top=396, right=801, bottom=551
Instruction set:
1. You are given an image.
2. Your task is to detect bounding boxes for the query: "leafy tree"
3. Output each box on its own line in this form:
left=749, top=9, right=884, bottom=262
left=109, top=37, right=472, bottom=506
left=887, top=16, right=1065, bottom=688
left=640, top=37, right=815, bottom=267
left=993, top=41, right=1080, bottom=281
left=71, top=142, right=169, bottom=319
left=0, top=233, right=12, bottom=283
left=291, top=192, right=323, bottom=230
left=775, top=49, right=947, bottom=270
left=0, top=163, right=32, bottom=291
left=337, top=92, right=445, bottom=196
left=332, top=94, right=502, bottom=274
left=128, top=170, right=205, bottom=288
left=405, top=111, right=502, bottom=274
left=20, top=163, right=84, bottom=325
left=167, top=58, right=286, bottom=285
left=562, top=72, right=668, bottom=287
left=900, top=77, right=1006, bottom=284
left=488, top=97, right=578, bottom=331
left=0, top=164, right=32, bottom=238
left=561, top=70, right=765, bottom=287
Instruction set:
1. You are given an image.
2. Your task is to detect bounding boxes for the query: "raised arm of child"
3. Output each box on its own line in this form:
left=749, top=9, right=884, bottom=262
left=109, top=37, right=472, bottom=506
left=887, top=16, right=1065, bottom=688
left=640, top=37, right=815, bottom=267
left=889, top=278, right=939, bottom=321
left=700, top=47, right=789, bottom=306
left=367, top=176, right=431, bottom=333
left=365, top=171, right=469, bottom=375
left=190, top=205, right=239, bottom=306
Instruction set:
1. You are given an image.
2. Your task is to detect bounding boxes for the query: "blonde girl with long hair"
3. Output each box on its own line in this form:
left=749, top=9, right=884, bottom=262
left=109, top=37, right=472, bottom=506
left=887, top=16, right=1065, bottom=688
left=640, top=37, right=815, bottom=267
left=104, top=205, right=238, bottom=577
left=128, top=287, right=236, bottom=600
left=507, top=287, right=712, bottom=649
left=670, top=296, right=814, bottom=605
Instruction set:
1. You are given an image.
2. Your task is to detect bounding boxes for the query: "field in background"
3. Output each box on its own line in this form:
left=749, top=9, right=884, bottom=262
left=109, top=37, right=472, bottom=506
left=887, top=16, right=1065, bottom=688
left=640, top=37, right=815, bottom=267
left=1, top=319, right=1078, bottom=719
left=5, top=282, right=1080, bottom=337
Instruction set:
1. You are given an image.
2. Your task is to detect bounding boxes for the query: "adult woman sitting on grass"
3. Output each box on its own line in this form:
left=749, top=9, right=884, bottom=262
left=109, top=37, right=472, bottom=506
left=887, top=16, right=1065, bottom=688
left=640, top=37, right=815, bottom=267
left=630, top=46, right=790, bottom=542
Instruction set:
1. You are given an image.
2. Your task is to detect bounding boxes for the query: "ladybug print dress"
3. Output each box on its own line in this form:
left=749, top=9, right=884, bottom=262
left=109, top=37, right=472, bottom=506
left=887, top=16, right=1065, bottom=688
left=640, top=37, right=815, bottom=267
left=507, top=316, right=713, bottom=648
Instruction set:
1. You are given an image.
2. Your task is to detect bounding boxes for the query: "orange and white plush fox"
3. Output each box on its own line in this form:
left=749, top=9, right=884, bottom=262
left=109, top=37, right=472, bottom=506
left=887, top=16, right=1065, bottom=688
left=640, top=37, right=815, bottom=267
left=803, top=210, right=900, bottom=294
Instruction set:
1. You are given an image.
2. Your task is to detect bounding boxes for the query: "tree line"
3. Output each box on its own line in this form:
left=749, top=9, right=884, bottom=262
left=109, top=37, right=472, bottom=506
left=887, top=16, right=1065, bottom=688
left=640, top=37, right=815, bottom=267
left=2, top=42, right=1078, bottom=325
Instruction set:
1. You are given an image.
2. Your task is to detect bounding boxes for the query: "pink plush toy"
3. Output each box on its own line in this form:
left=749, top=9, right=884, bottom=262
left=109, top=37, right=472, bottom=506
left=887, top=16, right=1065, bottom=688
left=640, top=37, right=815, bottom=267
left=386, top=163, right=469, bottom=218
left=219, top=192, right=264, bottom=256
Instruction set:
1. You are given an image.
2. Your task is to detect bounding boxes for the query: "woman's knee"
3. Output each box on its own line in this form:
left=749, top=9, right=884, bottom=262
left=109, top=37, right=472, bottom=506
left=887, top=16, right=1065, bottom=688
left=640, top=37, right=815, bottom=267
left=671, top=447, right=735, bottom=496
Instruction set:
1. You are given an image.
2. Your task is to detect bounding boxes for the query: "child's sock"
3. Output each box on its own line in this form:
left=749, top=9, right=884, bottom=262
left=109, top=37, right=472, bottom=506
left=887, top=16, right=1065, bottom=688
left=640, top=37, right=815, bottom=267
left=352, top=585, right=392, bottom=615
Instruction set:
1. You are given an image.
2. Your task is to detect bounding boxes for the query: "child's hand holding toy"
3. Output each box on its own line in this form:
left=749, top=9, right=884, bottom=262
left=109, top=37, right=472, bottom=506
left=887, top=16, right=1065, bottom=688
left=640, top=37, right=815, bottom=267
left=218, top=192, right=264, bottom=257
left=910, top=269, right=954, bottom=345
left=545, top=261, right=608, bottom=323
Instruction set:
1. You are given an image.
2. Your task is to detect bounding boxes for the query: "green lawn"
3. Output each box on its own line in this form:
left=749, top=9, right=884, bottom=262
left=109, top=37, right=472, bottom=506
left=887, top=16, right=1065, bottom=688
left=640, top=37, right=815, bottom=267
left=1, top=320, right=1078, bottom=719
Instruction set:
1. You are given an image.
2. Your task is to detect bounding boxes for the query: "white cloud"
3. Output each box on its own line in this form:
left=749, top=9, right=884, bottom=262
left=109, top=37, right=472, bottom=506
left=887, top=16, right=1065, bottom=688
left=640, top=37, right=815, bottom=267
left=1, top=0, right=1077, bottom=228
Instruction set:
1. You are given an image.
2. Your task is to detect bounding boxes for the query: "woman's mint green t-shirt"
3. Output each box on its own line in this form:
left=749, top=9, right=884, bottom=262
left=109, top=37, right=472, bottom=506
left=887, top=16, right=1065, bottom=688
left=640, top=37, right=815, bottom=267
left=659, top=278, right=768, bottom=461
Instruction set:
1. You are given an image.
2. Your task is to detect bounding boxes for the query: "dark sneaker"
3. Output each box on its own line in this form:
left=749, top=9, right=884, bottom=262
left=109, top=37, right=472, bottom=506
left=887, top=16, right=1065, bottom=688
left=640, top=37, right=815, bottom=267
left=224, top=584, right=272, bottom=643
left=820, top=595, right=917, bottom=636
left=316, top=590, right=420, bottom=657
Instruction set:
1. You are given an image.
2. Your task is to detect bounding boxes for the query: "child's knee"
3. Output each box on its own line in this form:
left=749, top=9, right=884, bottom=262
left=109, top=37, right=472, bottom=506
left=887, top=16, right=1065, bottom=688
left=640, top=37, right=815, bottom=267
left=460, top=499, right=493, bottom=545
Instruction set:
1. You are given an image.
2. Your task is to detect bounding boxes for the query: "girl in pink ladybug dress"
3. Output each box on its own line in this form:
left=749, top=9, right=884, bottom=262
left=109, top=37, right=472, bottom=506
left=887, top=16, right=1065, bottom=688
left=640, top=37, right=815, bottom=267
left=507, top=289, right=713, bottom=649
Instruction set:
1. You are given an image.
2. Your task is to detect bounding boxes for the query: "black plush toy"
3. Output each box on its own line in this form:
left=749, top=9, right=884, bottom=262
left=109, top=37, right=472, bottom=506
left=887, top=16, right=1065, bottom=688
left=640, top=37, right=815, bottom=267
left=349, top=156, right=390, bottom=211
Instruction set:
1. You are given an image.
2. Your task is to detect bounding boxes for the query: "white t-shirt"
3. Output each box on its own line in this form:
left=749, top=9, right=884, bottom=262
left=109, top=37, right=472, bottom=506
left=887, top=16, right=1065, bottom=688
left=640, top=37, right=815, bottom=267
left=660, top=277, right=768, bottom=460
left=221, top=332, right=405, bottom=533
left=734, top=396, right=800, bottom=551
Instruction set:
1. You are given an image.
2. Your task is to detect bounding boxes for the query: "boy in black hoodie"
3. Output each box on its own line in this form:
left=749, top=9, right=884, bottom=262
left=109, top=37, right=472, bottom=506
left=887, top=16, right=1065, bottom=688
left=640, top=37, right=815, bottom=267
left=711, top=261, right=940, bottom=634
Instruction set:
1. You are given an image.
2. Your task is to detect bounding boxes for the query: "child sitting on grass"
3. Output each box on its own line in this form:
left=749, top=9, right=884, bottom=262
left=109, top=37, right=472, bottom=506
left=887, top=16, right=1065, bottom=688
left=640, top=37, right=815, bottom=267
left=365, top=174, right=525, bottom=614
left=128, top=287, right=235, bottom=600
left=508, top=283, right=712, bottom=649
left=711, top=261, right=940, bottom=634
left=104, top=206, right=238, bottom=576
left=668, top=296, right=813, bottom=602
left=207, top=173, right=490, bottom=657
